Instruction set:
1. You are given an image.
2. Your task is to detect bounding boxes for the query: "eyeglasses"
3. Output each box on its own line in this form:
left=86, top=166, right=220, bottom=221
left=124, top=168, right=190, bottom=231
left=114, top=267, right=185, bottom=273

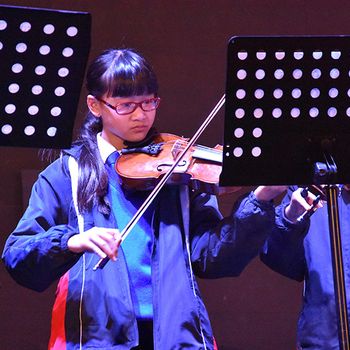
left=96, top=96, right=161, bottom=115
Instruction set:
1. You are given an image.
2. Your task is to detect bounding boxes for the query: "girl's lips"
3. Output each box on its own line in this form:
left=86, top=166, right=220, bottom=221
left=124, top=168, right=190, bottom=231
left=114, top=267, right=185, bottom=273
left=131, top=125, right=148, bottom=132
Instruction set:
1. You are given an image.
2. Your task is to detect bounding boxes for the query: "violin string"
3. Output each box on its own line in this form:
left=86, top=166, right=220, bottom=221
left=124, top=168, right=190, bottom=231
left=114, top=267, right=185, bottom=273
left=175, top=141, right=222, bottom=155
left=157, top=134, right=223, bottom=156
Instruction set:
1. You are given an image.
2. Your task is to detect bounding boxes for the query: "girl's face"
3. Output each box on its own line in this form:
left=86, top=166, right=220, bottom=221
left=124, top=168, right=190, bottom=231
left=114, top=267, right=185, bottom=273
left=88, top=94, right=157, bottom=149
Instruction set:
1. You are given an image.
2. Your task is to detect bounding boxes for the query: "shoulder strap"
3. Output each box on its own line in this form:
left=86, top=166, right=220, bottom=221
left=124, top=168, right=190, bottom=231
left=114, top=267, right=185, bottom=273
left=67, top=156, right=86, bottom=349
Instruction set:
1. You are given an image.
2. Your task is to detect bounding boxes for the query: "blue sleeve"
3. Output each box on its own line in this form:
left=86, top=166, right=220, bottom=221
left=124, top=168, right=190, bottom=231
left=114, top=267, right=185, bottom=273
left=2, top=158, right=81, bottom=292
left=260, top=187, right=309, bottom=282
left=190, top=191, right=276, bottom=278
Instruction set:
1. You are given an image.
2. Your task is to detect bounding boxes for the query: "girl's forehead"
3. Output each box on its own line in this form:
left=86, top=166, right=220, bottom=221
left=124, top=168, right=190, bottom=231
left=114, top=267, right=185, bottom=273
left=105, top=93, right=155, bottom=101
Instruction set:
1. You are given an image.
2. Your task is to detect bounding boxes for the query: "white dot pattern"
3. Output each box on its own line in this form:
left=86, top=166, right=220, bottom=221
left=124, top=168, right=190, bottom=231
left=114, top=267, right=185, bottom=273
left=224, top=35, right=350, bottom=176
left=0, top=4, right=91, bottom=147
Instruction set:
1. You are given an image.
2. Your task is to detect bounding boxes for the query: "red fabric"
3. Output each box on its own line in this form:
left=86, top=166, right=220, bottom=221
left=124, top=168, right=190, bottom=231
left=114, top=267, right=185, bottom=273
left=47, top=272, right=220, bottom=350
left=48, top=272, right=69, bottom=350
left=214, top=336, right=219, bottom=350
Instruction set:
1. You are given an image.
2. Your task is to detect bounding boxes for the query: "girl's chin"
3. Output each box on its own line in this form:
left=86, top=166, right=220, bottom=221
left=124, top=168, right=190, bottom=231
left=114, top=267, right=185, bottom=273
left=126, top=135, right=146, bottom=143
left=128, top=130, right=150, bottom=142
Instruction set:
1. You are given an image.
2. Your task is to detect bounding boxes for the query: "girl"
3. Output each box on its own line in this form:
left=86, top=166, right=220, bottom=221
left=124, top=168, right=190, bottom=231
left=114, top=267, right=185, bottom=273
left=2, top=48, right=278, bottom=349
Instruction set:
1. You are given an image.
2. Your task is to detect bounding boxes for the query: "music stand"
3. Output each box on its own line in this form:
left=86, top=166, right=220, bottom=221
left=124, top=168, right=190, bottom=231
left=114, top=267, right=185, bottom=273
left=220, top=35, right=350, bottom=349
left=0, top=5, right=91, bottom=148
left=221, top=35, right=350, bottom=186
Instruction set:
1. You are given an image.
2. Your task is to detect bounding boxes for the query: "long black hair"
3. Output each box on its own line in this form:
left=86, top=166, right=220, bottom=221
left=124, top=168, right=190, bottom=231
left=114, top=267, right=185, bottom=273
left=74, top=48, right=158, bottom=214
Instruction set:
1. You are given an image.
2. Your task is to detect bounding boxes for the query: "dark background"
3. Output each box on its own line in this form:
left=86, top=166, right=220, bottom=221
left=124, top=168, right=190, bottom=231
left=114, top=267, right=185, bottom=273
left=1, top=1, right=349, bottom=349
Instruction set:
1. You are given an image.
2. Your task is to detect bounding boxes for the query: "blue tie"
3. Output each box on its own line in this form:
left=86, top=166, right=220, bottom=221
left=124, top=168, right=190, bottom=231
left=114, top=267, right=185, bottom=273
left=105, top=150, right=119, bottom=168
left=105, top=151, right=120, bottom=187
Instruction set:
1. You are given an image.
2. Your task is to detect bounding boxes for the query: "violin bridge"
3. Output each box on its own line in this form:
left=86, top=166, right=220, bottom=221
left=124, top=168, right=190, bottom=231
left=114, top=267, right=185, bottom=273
left=171, top=140, right=184, bottom=160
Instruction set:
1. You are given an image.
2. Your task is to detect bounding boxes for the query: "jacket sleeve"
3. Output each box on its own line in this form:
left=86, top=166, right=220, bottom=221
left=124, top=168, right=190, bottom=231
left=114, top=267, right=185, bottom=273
left=2, top=158, right=82, bottom=292
left=260, top=187, right=309, bottom=282
left=190, top=190, right=277, bottom=278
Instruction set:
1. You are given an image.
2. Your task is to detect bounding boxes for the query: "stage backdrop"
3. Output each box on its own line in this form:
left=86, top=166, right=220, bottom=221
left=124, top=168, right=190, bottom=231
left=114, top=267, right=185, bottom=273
left=1, top=1, right=350, bottom=349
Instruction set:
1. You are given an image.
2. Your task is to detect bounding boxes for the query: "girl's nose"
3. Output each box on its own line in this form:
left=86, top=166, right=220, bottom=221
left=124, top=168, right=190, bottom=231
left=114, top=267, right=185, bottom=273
left=131, top=106, right=147, bottom=120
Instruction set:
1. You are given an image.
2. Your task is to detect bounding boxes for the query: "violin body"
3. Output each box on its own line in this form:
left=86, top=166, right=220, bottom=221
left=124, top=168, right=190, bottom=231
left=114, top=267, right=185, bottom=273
left=116, top=133, right=236, bottom=194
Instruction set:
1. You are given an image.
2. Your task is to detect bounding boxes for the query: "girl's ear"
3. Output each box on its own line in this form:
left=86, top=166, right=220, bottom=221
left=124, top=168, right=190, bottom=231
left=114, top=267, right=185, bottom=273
left=87, top=95, right=102, bottom=117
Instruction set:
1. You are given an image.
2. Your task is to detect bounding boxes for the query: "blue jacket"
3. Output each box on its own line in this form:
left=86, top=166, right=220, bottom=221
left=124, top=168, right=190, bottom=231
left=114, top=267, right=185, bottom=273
left=3, top=147, right=275, bottom=350
left=261, top=186, right=350, bottom=350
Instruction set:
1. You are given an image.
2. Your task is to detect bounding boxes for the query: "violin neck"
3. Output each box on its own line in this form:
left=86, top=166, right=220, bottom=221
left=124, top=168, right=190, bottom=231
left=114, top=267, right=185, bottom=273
left=171, top=139, right=223, bottom=164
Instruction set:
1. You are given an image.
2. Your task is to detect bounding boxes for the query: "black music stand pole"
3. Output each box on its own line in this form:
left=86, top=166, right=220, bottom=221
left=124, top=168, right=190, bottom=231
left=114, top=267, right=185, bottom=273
left=314, top=157, right=350, bottom=349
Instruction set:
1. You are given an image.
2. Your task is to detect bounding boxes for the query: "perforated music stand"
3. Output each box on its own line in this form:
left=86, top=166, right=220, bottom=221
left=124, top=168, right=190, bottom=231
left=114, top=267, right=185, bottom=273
left=220, top=35, right=350, bottom=186
left=0, top=5, right=91, bottom=148
left=220, top=35, right=350, bottom=349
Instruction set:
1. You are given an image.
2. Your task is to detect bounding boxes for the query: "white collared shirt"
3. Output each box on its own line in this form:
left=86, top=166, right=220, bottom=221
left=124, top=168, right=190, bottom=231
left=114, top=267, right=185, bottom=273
left=97, top=132, right=119, bottom=164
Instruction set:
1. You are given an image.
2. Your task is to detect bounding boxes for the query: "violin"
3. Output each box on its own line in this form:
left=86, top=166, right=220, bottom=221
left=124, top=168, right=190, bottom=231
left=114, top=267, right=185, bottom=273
left=116, top=133, right=239, bottom=195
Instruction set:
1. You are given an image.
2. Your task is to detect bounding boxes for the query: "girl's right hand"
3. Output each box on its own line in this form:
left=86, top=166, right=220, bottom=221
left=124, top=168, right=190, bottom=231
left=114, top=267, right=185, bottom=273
left=67, top=227, right=121, bottom=261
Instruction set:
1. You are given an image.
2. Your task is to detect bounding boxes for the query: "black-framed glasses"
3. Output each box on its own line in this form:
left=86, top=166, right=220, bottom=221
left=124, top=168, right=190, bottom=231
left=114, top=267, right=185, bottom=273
left=96, top=96, right=161, bottom=115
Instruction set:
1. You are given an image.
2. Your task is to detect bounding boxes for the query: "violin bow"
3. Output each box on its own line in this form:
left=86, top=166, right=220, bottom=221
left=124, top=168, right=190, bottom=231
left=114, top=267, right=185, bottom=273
left=93, top=94, right=226, bottom=270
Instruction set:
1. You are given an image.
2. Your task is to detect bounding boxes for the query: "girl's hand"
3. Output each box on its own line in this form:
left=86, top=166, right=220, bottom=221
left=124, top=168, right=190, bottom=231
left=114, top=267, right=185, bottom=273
left=253, top=186, right=288, bottom=201
left=284, top=188, right=323, bottom=223
left=68, top=227, right=121, bottom=261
